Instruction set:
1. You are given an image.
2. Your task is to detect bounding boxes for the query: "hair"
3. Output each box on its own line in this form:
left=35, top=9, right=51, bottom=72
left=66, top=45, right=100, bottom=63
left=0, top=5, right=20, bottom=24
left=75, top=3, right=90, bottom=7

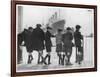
left=28, top=27, right=33, bottom=30
left=76, top=25, right=81, bottom=29
left=36, top=24, right=42, bottom=27
left=58, top=29, right=62, bottom=32
left=66, top=27, right=71, bottom=30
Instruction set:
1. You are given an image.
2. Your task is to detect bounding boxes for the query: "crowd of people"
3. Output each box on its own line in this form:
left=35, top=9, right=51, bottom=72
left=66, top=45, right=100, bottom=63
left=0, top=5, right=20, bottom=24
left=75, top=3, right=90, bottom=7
left=17, top=24, right=83, bottom=66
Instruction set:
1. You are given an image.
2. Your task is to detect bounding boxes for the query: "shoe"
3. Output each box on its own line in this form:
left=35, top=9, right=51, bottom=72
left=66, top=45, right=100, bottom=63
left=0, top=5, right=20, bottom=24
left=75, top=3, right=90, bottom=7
left=27, top=60, right=31, bottom=64
left=75, top=60, right=78, bottom=63
left=30, top=57, right=33, bottom=62
left=44, top=61, right=48, bottom=65
left=78, top=62, right=81, bottom=65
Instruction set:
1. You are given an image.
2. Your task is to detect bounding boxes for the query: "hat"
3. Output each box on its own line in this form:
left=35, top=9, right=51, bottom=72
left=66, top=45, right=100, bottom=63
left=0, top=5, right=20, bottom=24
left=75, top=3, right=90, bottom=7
left=66, top=27, right=71, bottom=30
left=24, top=28, right=27, bottom=31
left=36, top=24, right=42, bottom=27
left=47, top=27, right=52, bottom=30
left=58, top=29, right=62, bottom=32
left=76, top=25, right=81, bottom=29
left=28, top=27, right=33, bottom=30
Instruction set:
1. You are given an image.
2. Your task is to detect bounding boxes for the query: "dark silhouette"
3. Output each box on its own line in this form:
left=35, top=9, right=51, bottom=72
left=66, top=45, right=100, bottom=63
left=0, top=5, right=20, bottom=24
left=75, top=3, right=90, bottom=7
left=26, top=27, right=34, bottom=64
left=74, top=25, right=83, bottom=64
left=62, top=27, right=73, bottom=65
left=56, top=29, right=65, bottom=65
left=32, top=24, right=45, bottom=64
left=17, top=29, right=31, bottom=64
left=17, top=30, right=25, bottom=64
left=17, top=24, right=45, bottom=64
left=44, top=27, right=54, bottom=65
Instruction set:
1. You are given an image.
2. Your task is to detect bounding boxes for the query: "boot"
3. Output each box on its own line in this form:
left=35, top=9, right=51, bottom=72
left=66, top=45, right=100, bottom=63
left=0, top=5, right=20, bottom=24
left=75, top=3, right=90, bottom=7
left=68, top=57, right=70, bottom=63
left=30, top=54, right=33, bottom=62
left=37, top=53, right=41, bottom=64
left=43, top=54, right=48, bottom=65
left=67, top=57, right=72, bottom=65
left=40, top=55, right=44, bottom=64
left=59, top=54, right=61, bottom=65
left=48, top=55, right=51, bottom=65
left=61, top=55, right=65, bottom=65
left=76, top=48, right=78, bottom=63
left=27, top=55, right=31, bottom=64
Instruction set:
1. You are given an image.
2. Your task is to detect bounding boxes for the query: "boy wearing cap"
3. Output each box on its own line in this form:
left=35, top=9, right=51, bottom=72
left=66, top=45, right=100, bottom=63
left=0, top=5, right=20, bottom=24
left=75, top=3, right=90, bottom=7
left=74, top=25, right=83, bottom=64
left=44, top=27, right=54, bottom=65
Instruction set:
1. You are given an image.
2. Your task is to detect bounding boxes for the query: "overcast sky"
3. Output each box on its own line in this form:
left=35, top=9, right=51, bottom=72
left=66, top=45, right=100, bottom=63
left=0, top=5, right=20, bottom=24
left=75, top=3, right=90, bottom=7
left=16, top=5, right=94, bottom=35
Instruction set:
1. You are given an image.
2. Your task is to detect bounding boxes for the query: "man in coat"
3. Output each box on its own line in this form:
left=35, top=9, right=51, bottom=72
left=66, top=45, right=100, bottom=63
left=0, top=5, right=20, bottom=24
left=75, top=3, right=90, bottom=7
left=26, top=27, right=34, bottom=64
left=74, top=25, right=83, bottom=64
left=32, top=24, right=45, bottom=64
left=17, top=28, right=33, bottom=64
left=17, top=30, right=25, bottom=64
left=44, top=27, right=54, bottom=65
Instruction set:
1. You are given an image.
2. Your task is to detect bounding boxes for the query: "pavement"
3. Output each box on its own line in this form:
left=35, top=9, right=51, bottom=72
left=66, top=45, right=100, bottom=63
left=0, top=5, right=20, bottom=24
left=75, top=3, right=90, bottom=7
left=16, top=38, right=94, bottom=72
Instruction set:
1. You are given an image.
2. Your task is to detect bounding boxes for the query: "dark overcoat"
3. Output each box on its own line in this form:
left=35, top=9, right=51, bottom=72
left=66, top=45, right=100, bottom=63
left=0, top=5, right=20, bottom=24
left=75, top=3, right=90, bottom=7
left=18, top=32, right=24, bottom=46
left=74, top=30, right=83, bottom=47
left=18, top=30, right=33, bottom=53
left=32, top=27, right=45, bottom=51
left=62, top=31, right=73, bottom=47
left=45, top=31, right=54, bottom=52
left=25, top=31, right=34, bottom=53
left=17, top=32, right=24, bottom=63
left=45, top=31, right=52, bottom=47
left=62, top=31, right=73, bottom=53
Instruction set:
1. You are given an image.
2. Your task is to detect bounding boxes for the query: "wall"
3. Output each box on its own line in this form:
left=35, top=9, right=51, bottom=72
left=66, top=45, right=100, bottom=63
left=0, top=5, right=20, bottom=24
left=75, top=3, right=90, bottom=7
left=0, top=0, right=99, bottom=77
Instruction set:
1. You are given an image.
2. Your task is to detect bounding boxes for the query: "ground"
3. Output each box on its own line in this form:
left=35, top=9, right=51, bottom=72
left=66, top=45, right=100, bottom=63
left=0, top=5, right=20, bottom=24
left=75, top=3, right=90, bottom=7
left=16, top=38, right=94, bottom=72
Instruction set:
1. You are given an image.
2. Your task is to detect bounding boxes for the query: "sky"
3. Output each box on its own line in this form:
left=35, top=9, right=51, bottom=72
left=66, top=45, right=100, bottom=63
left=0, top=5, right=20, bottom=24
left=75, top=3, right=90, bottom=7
left=16, top=5, right=94, bottom=35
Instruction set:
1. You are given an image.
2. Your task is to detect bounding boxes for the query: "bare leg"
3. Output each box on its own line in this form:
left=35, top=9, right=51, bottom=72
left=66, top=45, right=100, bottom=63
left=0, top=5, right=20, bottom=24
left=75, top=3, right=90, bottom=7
left=61, top=54, right=65, bottom=65
left=48, top=52, right=51, bottom=65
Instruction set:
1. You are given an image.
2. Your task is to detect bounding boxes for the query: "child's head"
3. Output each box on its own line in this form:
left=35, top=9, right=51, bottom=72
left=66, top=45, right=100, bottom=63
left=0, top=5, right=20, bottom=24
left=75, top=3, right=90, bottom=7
left=66, top=27, right=71, bottom=32
left=76, top=25, right=81, bottom=31
left=28, top=27, right=33, bottom=32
